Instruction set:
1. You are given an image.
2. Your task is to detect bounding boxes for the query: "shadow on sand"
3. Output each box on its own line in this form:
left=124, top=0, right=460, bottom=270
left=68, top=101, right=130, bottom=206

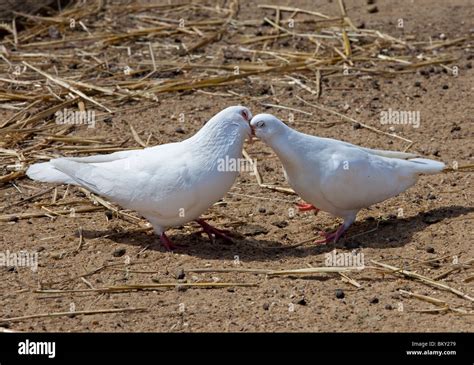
left=81, top=205, right=473, bottom=261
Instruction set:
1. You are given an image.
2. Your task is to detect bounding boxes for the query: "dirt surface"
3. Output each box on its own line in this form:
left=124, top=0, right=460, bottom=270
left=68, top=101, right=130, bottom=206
left=0, top=0, right=473, bottom=332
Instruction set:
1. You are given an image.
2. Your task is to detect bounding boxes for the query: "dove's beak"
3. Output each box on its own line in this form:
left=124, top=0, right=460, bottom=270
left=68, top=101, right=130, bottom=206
left=247, top=120, right=256, bottom=144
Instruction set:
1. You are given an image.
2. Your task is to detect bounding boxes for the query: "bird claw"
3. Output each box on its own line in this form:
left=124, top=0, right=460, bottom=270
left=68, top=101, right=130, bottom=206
left=314, top=231, right=336, bottom=245
left=314, top=226, right=346, bottom=245
left=159, top=233, right=180, bottom=251
left=296, top=201, right=319, bottom=213
left=196, top=219, right=233, bottom=243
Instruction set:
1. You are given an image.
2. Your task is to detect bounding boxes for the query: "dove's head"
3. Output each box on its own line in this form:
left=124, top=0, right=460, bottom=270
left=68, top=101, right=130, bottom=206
left=211, top=105, right=253, bottom=141
left=250, top=114, right=288, bottom=142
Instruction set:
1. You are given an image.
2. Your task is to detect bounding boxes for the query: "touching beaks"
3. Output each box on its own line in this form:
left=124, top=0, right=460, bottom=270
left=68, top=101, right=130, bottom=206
left=247, top=127, right=255, bottom=144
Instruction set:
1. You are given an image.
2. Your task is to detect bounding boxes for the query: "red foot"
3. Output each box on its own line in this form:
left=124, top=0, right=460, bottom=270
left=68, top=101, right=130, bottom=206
left=160, top=232, right=178, bottom=251
left=195, top=219, right=233, bottom=243
left=314, top=225, right=347, bottom=245
left=296, top=201, right=319, bottom=213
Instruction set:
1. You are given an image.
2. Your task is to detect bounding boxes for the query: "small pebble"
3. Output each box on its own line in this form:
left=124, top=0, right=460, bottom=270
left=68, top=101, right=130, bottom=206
left=367, top=5, right=378, bottom=13
left=175, top=268, right=186, bottom=280
left=263, top=302, right=270, bottom=310
left=175, top=126, right=186, bottom=134
left=414, top=81, right=422, bottom=87
left=336, top=289, right=345, bottom=299
left=297, top=297, right=307, bottom=306
left=112, top=248, right=126, bottom=257
left=272, top=220, right=288, bottom=228
left=385, top=304, right=393, bottom=310
left=258, top=207, right=266, bottom=213
left=370, top=297, right=379, bottom=304
left=426, top=246, right=435, bottom=254
left=442, top=84, right=449, bottom=90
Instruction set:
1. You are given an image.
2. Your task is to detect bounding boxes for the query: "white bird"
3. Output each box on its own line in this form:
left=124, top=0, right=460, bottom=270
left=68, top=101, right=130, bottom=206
left=27, top=105, right=253, bottom=250
left=250, top=113, right=446, bottom=244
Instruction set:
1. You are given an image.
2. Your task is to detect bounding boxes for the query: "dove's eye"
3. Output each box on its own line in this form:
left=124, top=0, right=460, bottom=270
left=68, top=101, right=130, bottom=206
left=257, top=121, right=265, bottom=128
left=241, top=110, right=250, bottom=121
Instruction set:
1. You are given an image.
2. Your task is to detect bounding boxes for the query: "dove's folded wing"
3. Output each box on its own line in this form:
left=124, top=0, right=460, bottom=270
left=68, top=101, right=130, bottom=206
left=355, top=147, right=419, bottom=159
left=51, top=148, right=199, bottom=219
left=62, top=149, right=140, bottom=163
left=26, top=143, right=179, bottom=184
left=319, top=148, right=431, bottom=211
left=333, top=139, right=419, bottom=159
left=63, top=142, right=179, bottom=163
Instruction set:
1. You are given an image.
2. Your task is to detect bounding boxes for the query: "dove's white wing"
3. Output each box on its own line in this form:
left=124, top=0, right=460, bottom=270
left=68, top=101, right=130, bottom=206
left=50, top=145, right=200, bottom=219
left=319, top=146, right=444, bottom=211
left=26, top=143, right=179, bottom=183
left=318, top=136, right=419, bottom=159
left=26, top=148, right=143, bottom=183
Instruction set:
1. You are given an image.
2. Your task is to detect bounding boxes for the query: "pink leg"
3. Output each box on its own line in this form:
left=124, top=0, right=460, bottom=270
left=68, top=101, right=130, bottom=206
left=160, top=232, right=177, bottom=251
left=195, top=219, right=233, bottom=243
left=314, top=215, right=357, bottom=245
left=314, top=224, right=347, bottom=245
left=296, top=201, right=320, bottom=213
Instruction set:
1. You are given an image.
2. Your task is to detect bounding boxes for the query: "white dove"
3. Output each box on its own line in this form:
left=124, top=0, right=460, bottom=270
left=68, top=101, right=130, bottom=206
left=27, top=106, right=253, bottom=250
left=250, top=113, right=446, bottom=244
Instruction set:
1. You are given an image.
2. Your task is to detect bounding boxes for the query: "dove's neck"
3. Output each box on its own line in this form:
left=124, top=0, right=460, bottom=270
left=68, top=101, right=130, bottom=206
left=188, top=120, right=244, bottom=158
left=267, top=128, right=323, bottom=172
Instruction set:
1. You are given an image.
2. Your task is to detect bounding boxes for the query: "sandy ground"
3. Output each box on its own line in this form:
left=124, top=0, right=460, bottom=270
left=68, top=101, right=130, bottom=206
left=0, top=0, right=473, bottom=332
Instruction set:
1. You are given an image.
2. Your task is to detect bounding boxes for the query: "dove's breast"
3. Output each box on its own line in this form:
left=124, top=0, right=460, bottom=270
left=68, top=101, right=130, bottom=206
left=285, top=161, right=347, bottom=216
left=129, top=147, right=240, bottom=228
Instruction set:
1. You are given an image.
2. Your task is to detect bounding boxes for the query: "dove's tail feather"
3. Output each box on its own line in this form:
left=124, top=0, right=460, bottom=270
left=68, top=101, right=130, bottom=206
left=26, top=161, right=76, bottom=184
left=407, top=158, right=446, bottom=175
left=49, top=158, right=102, bottom=194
